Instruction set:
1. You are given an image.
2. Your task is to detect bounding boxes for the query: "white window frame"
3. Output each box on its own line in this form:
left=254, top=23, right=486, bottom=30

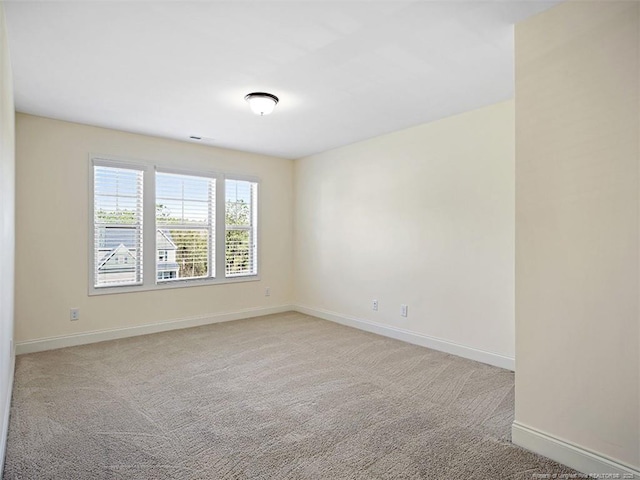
left=155, top=167, right=217, bottom=284
left=224, top=176, right=259, bottom=278
left=89, top=155, right=260, bottom=296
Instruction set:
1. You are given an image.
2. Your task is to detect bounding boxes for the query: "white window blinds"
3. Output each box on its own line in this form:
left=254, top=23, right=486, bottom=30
left=93, top=165, right=144, bottom=288
left=225, top=179, right=258, bottom=277
left=156, top=172, right=215, bottom=282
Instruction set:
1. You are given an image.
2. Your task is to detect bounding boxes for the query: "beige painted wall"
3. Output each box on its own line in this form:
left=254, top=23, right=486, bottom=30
left=0, top=0, right=15, bottom=469
left=293, top=100, right=515, bottom=360
left=515, top=1, right=640, bottom=469
left=14, top=114, right=293, bottom=343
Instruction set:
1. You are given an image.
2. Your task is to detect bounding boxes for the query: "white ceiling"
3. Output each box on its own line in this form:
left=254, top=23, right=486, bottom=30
left=4, top=1, right=558, bottom=159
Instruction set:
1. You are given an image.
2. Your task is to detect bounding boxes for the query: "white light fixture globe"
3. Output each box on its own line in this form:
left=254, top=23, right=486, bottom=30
left=245, top=92, right=279, bottom=116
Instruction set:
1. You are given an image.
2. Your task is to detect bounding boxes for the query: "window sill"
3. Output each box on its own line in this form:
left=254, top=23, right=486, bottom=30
left=88, top=274, right=260, bottom=296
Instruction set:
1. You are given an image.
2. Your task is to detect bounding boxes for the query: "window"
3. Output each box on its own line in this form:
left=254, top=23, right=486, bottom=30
left=225, top=179, right=258, bottom=277
left=93, top=164, right=143, bottom=288
left=156, top=172, right=215, bottom=282
left=91, top=158, right=259, bottom=293
left=157, top=271, right=176, bottom=281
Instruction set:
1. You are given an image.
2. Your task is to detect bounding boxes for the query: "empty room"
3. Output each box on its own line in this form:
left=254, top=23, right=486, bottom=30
left=0, top=0, right=639, bottom=478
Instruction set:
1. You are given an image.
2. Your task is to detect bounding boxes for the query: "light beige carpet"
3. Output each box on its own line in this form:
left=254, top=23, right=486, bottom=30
left=3, top=312, right=576, bottom=479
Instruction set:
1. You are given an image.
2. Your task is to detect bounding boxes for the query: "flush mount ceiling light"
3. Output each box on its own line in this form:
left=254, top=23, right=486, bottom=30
left=244, top=92, right=279, bottom=116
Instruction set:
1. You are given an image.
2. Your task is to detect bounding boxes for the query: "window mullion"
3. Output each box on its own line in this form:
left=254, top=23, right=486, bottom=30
left=142, top=167, right=156, bottom=287
left=208, top=178, right=215, bottom=278
left=215, top=176, right=226, bottom=280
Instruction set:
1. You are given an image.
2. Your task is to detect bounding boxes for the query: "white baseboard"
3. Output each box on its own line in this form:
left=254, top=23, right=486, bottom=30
left=294, top=305, right=515, bottom=371
left=512, top=421, right=640, bottom=477
left=15, top=304, right=514, bottom=371
left=0, top=351, right=15, bottom=477
left=15, top=305, right=294, bottom=355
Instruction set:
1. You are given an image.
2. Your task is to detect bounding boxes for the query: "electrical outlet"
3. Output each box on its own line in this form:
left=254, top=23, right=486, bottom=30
left=265, top=287, right=271, bottom=297
left=372, top=299, right=378, bottom=311
left=400, top=304, right=408, bottom=317
left=70, top=308, right=80, bottom=321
